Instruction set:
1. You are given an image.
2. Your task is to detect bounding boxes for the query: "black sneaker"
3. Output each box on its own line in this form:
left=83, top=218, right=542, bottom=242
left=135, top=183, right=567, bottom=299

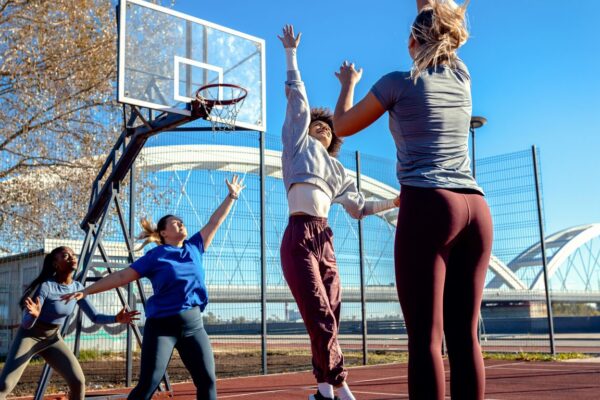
left=308, top=391, right=341, bottom=400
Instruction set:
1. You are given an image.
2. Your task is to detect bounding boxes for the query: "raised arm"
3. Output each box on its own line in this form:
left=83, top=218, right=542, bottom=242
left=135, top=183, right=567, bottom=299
left=200, top=175, right=246, bottom=250
left=278, top=24, right=311, bottom=154
left=332, top=166, right=400, bottom=219
left=333, top=62, right=385, bottom=138
left=61, top=267, right=140, bottom=302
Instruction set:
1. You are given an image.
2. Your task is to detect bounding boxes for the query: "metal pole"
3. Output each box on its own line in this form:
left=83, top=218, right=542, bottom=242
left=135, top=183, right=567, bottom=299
left=469, top=116, right=487, bottom=181
left=470, top=127, right=476, bottom=179
left=203, top=26, right=209, bottom=87
left=186, top=21, right=192, bottom=98
left=126, top=162, right=136, bottom=386
left=259, top=131, right=268, bottom=374
left=532, top=145, right=556, bottom=355
left=469, top=116, right=486, bottom=346
left=355, top=151, right=368, bottom=365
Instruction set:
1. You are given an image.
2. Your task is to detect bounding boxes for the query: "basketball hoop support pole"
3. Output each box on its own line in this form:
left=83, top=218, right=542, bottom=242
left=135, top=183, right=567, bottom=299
left=33, top=105, right=204, bottom=400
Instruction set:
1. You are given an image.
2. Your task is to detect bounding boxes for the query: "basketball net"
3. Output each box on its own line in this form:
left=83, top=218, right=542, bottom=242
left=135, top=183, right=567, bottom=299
left=195, top=84, right=247, bottom=133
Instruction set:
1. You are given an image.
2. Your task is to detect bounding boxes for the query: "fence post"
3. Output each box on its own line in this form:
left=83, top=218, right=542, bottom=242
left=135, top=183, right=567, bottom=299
left=126, top=161, right=135, bottom=386
left=259, top=131, right=268, bottom=374
left=532, top=145, right=556, bottom=355
left=355, top=151, right=368, bottom=365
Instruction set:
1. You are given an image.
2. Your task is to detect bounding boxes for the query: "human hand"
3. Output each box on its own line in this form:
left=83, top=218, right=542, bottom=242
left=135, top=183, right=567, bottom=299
left=226, top=175, right=246, bottom=200
left=24, top=297, right=41, bottom=318
left=335, top=61, right=363, bottom=87
left=115, top=308, right=141, bottom=324
left=61, top=291, right=85, bottom=303
left=277, top=24, right=301, bottom=49
left=394, top=195, right=400, bottom=207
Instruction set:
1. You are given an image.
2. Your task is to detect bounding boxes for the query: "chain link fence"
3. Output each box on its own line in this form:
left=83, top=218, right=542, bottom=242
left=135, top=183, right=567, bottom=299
left=1, top=135, right=599, bottom=395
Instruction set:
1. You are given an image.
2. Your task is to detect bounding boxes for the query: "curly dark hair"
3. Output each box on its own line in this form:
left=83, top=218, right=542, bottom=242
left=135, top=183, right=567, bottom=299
left=310, top=107, right=343, bottom=157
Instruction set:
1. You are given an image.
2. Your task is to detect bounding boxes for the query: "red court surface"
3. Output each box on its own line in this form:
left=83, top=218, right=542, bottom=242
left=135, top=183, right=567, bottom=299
left=17, top=359, right=600, bottom=400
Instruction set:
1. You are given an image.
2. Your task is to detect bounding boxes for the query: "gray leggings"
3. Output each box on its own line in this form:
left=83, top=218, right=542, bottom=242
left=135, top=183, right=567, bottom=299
left=128, top=307, right=216, bottom=400
left=0, top=322, right=85, bottom=400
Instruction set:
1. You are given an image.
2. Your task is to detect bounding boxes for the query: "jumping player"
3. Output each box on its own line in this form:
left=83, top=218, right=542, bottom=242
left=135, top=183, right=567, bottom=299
left=278, top=24, right=400, bottom=400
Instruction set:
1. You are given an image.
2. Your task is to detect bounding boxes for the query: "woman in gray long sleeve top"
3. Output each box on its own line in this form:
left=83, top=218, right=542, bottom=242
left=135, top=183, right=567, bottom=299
left=333, top=1, right=492, bottom=399
left=0, top=246, right=139, bottom=400
left=278, top=24, right=399, bottom=400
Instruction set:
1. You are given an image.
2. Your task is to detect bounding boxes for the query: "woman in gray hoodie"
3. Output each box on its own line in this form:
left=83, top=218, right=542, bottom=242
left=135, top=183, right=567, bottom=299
left=278, top=24, right=399, bottom=400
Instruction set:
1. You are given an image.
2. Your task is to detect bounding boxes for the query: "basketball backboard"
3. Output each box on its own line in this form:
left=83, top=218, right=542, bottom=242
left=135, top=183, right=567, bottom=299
left=118, top=0, right=266, bottom=131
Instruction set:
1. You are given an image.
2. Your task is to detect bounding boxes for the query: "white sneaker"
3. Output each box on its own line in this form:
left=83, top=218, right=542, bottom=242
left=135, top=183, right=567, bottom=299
left=308, top=392, right=340, bottom=400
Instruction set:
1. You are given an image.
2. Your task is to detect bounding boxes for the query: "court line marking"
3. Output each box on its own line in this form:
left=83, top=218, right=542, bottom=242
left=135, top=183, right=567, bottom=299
left=350, top=390, right=408, bottom=398
left=488, top=365, right=600, bottom=373
left=485, top=361, right=527, bottom=369
left=219, top=387, right=313, bottom=398
left=354, top=374, right=407, bottom=383
left=351, top=361, right=529, bottom=384
left=349, top=392, right=505, bottom=400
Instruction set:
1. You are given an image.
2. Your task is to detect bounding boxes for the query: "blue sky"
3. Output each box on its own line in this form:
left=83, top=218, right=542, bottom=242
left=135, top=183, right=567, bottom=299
left=168, top=0, right=599, bottom=235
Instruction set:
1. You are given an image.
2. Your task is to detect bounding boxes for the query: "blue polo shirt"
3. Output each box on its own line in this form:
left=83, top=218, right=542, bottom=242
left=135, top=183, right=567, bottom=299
left=131, top=232, right=208, bottom=319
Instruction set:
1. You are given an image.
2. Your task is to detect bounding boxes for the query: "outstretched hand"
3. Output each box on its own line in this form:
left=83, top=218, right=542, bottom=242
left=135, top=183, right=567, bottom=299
left=24, top=297, right=42, bottom=318
left=226, top=175, right=246, bottom=200
left=335, top=60, right=363, bottom=87
left=115, top=308, right=141, bottom=324
left=61, top=292, right=85, bottom=303
left=277, top=24, right=301, bottom=49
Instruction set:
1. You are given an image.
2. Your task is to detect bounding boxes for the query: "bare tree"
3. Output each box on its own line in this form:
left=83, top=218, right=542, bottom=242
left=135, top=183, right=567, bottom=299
left=0, top=0, right=120, bottom=253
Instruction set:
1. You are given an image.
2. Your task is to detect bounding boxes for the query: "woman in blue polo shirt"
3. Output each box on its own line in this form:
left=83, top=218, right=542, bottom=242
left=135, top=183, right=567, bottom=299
left=62, top=175, right=245, bottom=400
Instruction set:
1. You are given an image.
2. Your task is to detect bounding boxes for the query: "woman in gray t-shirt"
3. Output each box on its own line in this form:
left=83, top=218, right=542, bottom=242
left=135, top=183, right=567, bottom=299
left=332, top=1, right=492, bottom=399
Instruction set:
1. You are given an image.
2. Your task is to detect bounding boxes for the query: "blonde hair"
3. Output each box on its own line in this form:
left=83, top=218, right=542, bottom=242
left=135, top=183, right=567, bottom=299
left=410, top=0, right=470, bottom=82
left=136, top=217, right=162, bottom=250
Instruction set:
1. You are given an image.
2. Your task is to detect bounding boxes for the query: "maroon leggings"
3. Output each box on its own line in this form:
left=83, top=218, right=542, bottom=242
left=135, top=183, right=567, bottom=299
left=395, top=185, right=493, bottom=400
left=280, top=215, right=347, bottom=386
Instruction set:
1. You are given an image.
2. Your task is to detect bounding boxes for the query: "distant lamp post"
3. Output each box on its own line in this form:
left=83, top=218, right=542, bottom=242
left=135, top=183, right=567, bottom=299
left=470, top=116, right=487, bottom=179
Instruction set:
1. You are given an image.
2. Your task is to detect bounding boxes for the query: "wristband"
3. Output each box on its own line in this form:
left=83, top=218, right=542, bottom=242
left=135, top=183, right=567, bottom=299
left=285, top=48, right=299, bottom=71
left=229, top=192, right=239, bottom=200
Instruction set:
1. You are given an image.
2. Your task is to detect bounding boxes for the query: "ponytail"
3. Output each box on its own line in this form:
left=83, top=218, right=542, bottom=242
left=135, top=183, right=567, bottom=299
left=136, top=215, right=180, bottom=250
left=19, top=247, right=63, bottom=309
left=410, top=0, right=470, bottom=82
left=136, top=217, right=162, bottom=250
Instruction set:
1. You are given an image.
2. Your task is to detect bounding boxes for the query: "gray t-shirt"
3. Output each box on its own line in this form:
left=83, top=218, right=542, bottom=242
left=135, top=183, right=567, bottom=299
left=371, top=60, right=483, bottom=194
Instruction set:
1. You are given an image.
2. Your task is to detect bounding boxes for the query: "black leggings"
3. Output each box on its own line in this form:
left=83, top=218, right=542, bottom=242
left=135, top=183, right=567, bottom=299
left=128, top=307, right=216, bottom=400
left=395, top=185, right=493, bottom=400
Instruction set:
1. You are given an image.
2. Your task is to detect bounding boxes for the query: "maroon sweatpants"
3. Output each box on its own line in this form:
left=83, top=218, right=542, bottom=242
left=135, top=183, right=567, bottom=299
left=395, top=185, right=493, bottom=400
left=280, top=215, right=347, bottom=386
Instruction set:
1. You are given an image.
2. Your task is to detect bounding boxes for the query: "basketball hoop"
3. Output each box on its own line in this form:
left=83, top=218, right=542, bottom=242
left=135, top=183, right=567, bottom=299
left=192, top=83, right=248, bottom=132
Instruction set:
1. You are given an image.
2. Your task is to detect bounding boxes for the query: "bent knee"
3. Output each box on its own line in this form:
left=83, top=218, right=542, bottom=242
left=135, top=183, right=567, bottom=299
left=68, top=374, right=85, bottom=391
left=0, top=379, right=15, bottom=397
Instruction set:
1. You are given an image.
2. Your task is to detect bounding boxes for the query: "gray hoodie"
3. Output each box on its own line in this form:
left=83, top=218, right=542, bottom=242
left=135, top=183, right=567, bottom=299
left=281, top=70, right=390, bottom=219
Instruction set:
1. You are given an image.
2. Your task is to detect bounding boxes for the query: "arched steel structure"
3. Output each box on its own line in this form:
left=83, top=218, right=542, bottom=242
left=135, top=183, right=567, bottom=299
left=138, top=145, right=600, bottom=298
left=487, top=223, right=600, bottom=291
left=138, top=144, right=399, bottom=224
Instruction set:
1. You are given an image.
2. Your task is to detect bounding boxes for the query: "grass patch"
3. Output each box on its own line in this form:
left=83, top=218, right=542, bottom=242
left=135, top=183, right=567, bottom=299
left=365, top=350, right=409, bottom=365
left=483, top=351, right=592, bottom=362
left=77, top=349, right=125, bottom=361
